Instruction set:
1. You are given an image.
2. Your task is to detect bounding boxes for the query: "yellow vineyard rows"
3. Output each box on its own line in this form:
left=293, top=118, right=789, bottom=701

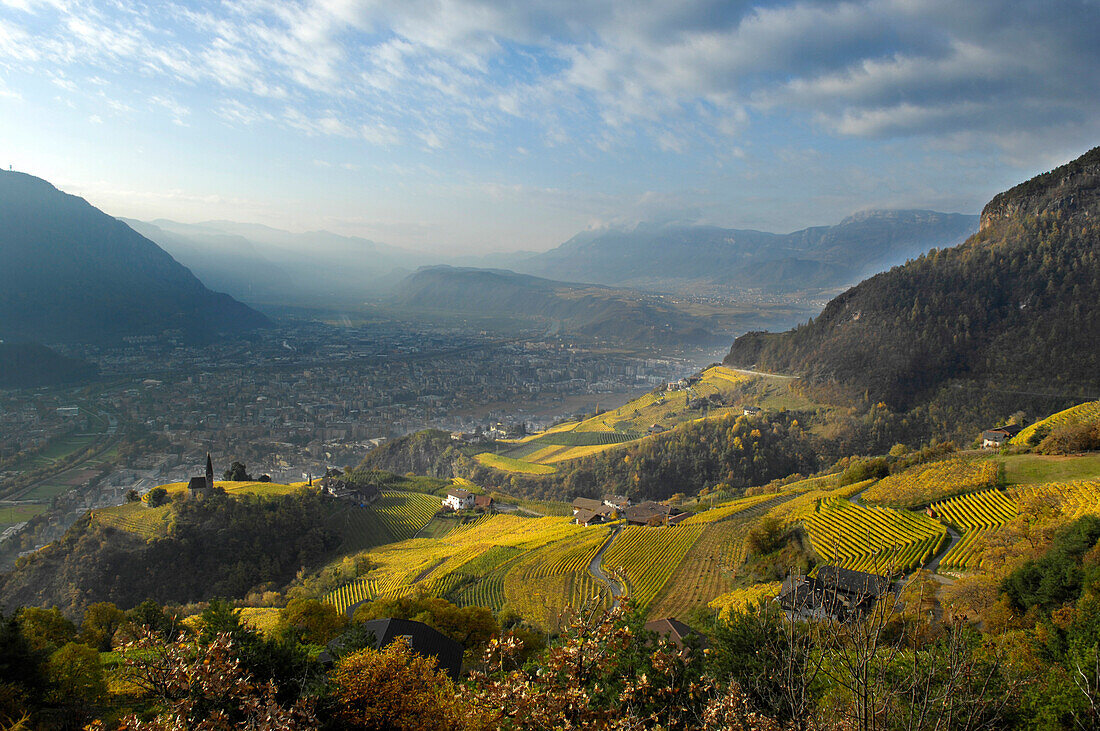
left=503, top=530, right=611, bottom=630
left=709, top=582, right=783, bottom=623
left=932, top=488, right=1019, bottom=571
left=805, top=498, right=946, bottom=573
left=1016, top=479, right=1100, bottom=520
left=91, top=503, right=173, bottom=538
left=861, top=458, right=999, bottom=509
left=603, top=524, right=705, bottom=610
left=474, top=452, right=557, bottom=474
left=1011, top=401, right=1100, bottom=445
left=767, top=478, right=876, bottom=527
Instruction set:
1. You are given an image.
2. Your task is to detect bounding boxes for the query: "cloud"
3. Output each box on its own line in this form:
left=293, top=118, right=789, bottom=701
left=0, top=0, right=1097, bottom=171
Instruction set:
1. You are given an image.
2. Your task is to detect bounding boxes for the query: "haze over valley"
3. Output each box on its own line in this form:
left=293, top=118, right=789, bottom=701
left=2, top=1, right=1100, bottom=729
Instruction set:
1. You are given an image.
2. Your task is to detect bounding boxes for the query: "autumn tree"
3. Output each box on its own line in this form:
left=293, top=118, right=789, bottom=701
left=328, top=639, right=467, bottom=731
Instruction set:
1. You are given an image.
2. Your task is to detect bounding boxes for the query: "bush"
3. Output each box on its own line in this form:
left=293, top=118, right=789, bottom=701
left=1036, top=421, right=1100, bottom=455
left=146, top=486, right=168, bottom=507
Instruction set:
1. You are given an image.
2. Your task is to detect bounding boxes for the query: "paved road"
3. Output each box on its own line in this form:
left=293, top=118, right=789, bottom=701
left=588, top=526, right=624, bottom=606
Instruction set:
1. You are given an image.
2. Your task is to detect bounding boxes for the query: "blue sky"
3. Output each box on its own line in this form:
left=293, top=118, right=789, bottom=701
left=1, top=0, right=1099, bottom=254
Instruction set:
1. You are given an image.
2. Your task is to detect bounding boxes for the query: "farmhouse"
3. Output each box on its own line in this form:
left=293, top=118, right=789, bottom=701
left=603, top=494, right=631, bottom=511
left=981, top=424, right=1022, bottom=448
left=776, top=566, right=891, bottom=621
left=187, top=454, right=214, bottom=499
left=648, top=423, right=667, bottom=434
left=474, top=494, right=495, bottom=512
left=443, top=488, right=475, bottom=510
left=624, top=501, right=692, bottom=527
left=743, top=406, right=762, bottom=417
left=644, top=618, right=708, bottom=652
left=320, top=477, right=380, bottom=506
left=572, top=497, right=614, bottom=524
left=573, top=508, right=606, bottom=526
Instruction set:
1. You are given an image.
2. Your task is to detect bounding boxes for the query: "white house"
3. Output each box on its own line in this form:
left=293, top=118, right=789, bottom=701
left=442, top=488, right=475, bottom=510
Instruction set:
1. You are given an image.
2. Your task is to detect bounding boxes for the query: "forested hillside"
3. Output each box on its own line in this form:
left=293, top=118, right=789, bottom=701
left=360, top=413, right=823, bottom=502
left=726, top=147, right=1100, bottom=411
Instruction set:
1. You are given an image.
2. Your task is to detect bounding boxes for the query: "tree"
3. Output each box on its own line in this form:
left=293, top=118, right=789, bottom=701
left=125, top=489, right=140, bottom=503
left=146, top=487, right=168, bottom=507
left=257, top=474, right=272, bottom=483
left=223, top=462, right=251, bottom=482
left=351, top=594, right=498, bottom=662
left=79, top=602, right=126, bottom=652
left=108, top=629, right=316, bottom=730
left=46, top=642, right=106, bottom=729
left=328, top=639, right=466, bottom=731
left=276, top=599, right=347, bottom=646
left=17, top=607, right=75, bottom=655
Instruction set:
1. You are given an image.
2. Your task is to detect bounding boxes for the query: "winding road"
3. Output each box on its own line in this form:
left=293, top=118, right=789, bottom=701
left=588, top=526, right=625, bottom=606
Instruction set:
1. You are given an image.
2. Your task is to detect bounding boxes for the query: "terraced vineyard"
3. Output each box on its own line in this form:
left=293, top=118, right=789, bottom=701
left=474, top=452, right=557, bottom=474
left=503, top=530, right=610, bottom=629
left=322, top=515, right=590, bottom=624
left=933, top=489, right=1017, bottom=531
left=479, top=365, right=756, bottom=473
left=1011, top=401, right=1100, bottom=445
left=326, top=489, right=440, bottom=553
left=709, top=582, right=783, bottom=623
left=91, top=503, right=173, bottom=537
left=648, top=494, right=792, bottom=620
left=932, top=489, right=1018, bottom=571
left=1018, top=479, right=1100, bottom=520
left=150, top=480, right=308, bottom=500
left=804, top=498, right=947, bottom=574
left=861, top=459, right=1000, bottom=509
left=603, top=524, right=705, bottom=610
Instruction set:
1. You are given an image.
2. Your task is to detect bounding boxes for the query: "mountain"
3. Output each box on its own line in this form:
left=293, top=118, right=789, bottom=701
left=389, top=266, right=813, bottom=346
left=122, top=219, right=300, bottom=305
left=725, top=146, right=1100, bottom=410
left=141, top=219, right=431, bottom=303
left=0, top=342, right=97, bottom=388
left=514, top=210, right=978, bottom=296
left=0, top=171, right=269, bottom=344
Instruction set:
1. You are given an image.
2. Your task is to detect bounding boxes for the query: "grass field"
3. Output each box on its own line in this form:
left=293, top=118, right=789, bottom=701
left=999, top=453, right=1100, bottom=485
left=151, top=480, right=311, bottom=500
left=0, top=503, right=46, bottom=529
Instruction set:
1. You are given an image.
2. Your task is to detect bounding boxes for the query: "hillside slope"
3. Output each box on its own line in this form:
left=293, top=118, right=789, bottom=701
left=516, top=210, right=977, bottom=296
left=725, top=146, right=1100, bottom=409
left=390, top=266, right=808, bottom=345
left=0, top=171, right=269, bottom=343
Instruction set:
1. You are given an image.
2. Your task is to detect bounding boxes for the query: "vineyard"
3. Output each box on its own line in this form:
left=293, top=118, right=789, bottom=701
left=766, top=478, right=876, bottom=528
left=804, top=498, right=947, bottom=574
left=603, top=524, right=705, bottom=610
left=1011, top=401, right=1100, bottom=445
left=325, top=489, right=440, bottom=553
left=1017, top=479, right=1100, bottom=520
left=709, top=582, right=783, bottom=623
left=91, top=503, right=173, bottom=538
left=502, top=530, right=611, bottom=630
left=861, top=458, right=1000, bottom=509
left=474, top=452, right=557, bottom=475
left=931, top=488, right=1018, bottom=571
left=321, top=515, right=593, bottom=626
left=149, top=480, right=308, bottom=500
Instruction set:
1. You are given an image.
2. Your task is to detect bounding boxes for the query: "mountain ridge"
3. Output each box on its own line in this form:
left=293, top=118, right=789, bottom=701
left=0, top=171, right=269, bottom=344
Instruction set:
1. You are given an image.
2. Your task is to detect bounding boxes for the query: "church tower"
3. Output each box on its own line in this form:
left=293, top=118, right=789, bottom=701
left=206, top=453, right=214, bottom=491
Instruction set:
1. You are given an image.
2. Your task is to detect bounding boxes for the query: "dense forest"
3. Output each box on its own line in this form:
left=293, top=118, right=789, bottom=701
left=726, top=146, right=1100, bottom=415
left=0, top=491, right=339, bottom=616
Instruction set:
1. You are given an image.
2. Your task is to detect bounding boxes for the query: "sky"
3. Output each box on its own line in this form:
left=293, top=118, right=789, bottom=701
left=1, top=0, right=1099, bottom=255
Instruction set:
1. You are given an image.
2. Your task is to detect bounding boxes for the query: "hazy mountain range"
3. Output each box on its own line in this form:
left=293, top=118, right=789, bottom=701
left=0, top=171, right=268, bottom=346
left=135, top=210, right=978, bottom=308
